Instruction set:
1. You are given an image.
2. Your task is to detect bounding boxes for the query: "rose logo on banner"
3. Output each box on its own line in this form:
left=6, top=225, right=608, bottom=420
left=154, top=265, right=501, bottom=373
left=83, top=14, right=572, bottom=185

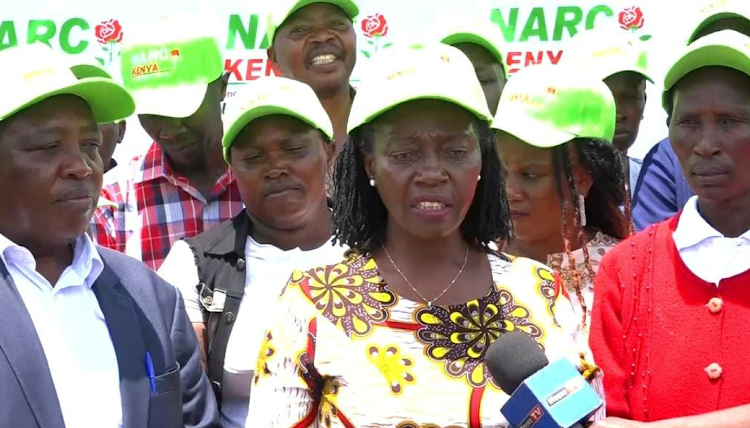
left=618, top=6, right=651, bottom=41
left=360, top=13, right=393, bottom=58
left=94, top=19, right=124, bottom=66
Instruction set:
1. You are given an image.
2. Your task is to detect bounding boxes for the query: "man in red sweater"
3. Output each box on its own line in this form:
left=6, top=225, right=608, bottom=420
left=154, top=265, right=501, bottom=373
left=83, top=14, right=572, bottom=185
left=590, top=30, right=750, bottom=427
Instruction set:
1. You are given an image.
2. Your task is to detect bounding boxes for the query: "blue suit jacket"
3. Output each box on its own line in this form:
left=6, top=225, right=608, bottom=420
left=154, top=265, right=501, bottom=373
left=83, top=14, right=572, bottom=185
left=0, top=246, right=219, bottom=428
left=631, top=138, right=694, bottom=231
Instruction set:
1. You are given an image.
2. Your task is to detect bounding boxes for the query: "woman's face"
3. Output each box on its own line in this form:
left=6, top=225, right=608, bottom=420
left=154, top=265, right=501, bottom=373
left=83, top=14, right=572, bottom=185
left=230, top=115, right=332, bottom=231
left=364, top=100, right=483, bottom=241
left=495, top=133, right=590, bottom=243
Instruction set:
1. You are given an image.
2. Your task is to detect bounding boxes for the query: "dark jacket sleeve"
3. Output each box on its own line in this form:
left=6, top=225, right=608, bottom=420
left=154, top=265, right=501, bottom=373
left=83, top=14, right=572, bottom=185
left=631, top=138, right=681, bottom=231
left=170, top=286, right=220, bottom=428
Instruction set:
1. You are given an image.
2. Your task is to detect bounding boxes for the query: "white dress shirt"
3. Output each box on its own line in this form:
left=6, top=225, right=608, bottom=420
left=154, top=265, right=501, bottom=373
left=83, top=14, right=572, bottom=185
left=1, top=233, right=122, bottom=428
left=673, top=196, right=750, bottom=285
left=158, top=236, right=347, bottom=428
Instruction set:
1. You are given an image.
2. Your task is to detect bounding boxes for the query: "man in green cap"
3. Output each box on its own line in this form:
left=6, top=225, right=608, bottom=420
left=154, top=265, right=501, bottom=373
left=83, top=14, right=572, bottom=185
left=440, top=21, right=508, bottom=115
left=562, top=27, right=652, bottom=195
left=0, top=43, right=218, bottom=428
left=266, top=0, right=359, bottom=159
left=92, top=15, right=244, bottom=271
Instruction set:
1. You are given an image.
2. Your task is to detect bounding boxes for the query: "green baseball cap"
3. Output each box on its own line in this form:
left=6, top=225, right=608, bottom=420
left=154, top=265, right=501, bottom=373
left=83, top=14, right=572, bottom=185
left=348, top=43, right=492, bottom=132
left=562, top=27, right=653, bottom=83
left=492, top=64, right=616, bottom=148
left=121, top=15, right=224, bottom=118
left=268, top=0, right=360, bottom=44
left=0, top=44, right=134, bottom=124
left=439, top=22, right=507, bottom=77
left=663, top=29, right=750, bottom=111
left=222, top=77, right=333, bottom=163
left=687, top=0, right=750, bottom=44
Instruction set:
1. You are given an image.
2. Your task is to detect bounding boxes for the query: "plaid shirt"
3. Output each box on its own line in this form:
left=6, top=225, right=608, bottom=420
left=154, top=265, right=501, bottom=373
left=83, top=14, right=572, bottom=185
left=91, top=142, right=244, bottom=271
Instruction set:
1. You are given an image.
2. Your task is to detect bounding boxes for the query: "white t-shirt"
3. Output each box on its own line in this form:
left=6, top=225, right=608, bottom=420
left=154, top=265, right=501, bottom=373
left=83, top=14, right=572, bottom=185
left=158, top=235, right=347, bottom=428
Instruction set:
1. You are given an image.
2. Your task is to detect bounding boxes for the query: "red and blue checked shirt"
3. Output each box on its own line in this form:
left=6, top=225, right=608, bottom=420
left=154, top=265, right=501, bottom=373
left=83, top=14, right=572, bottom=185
left=91, top=142, right=244, bottom=271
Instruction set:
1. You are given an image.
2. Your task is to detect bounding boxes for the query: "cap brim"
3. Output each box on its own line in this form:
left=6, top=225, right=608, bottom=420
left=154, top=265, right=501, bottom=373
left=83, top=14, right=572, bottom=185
left=441, top=32, right=508, bottom=77
left=492, top=111, right=575, bottom=149
left=663, top=43, right=750, bottom=109
left=688, top=12, right=749, bottom=44
left=600, top=61, right=654, bottom=83
left=348, top=94, right=492, bottom=133
left=5, top=78, right=134, bottom=124
left=132, top=84, right=207, bottom=118
left=272, top=0, right=359, bottom=43
left=288, top=0, right=359, bottom=21
left=71, top=64, right=113, bottom=80
left=223, top=105, right=333, bottom=162
left=442, top=32, right=506, bottom=76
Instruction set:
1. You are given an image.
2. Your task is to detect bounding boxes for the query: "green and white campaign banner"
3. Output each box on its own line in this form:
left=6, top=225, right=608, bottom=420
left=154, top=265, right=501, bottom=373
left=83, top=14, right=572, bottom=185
left=2, top=0, right=698, bottom=160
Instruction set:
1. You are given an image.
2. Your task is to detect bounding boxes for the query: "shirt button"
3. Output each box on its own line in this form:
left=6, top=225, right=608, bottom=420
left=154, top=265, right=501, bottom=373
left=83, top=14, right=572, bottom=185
left=705, top=363, right=723, bottom=380
left=237, top=258, right=246, bottom=271
left=707, top=297, right=723, bottom=314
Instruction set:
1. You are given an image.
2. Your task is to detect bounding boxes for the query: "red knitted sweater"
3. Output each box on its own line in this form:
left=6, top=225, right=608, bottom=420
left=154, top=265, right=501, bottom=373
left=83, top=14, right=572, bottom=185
left=590, top=215, right=750, bottom=421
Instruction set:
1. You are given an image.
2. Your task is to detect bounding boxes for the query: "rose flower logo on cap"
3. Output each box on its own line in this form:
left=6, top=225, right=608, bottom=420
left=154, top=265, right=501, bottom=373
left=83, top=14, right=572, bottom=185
left=120, top=14, right=224, bottom=119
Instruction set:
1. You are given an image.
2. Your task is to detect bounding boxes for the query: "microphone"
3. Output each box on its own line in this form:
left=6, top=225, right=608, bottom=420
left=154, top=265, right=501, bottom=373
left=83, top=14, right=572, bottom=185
left=486, top=331, right=602, bottom=428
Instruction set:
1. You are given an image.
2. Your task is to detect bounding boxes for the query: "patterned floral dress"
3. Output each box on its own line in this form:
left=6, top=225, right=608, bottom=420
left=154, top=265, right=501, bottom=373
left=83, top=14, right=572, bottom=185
left=246, top=252, right=603, bottom=428
left=546, top=232, right=621, bottom=335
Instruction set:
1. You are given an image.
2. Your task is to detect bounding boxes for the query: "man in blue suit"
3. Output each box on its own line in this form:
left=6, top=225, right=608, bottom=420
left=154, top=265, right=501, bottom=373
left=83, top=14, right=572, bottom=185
left=0, top=44, right=218, bottom=428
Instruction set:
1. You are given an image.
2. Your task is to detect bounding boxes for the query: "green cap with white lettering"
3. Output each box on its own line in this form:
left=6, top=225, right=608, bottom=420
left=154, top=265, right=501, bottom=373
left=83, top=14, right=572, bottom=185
left=492, top=64, right=616, bottom=148
left=121, top=14, right=224, bottom=118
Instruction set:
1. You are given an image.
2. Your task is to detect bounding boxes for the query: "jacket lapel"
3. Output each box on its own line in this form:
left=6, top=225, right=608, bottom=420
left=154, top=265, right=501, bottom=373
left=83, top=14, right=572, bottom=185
left=0, top=262, right=65, bottom=428
left=93, top=263, right=149, bottom=428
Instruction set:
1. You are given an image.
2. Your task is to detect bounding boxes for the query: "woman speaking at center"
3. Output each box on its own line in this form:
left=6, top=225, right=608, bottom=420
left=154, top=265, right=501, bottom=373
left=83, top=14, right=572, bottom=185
left=245, top=43, right=601, bottom=427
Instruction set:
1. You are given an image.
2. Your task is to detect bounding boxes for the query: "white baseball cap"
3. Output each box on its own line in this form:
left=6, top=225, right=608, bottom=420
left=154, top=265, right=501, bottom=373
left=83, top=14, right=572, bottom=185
left=0, top=43, right=134, bottom=124
left=348, top=43, right=493, bottom=132
left=222, top=77, right=333, bottom=162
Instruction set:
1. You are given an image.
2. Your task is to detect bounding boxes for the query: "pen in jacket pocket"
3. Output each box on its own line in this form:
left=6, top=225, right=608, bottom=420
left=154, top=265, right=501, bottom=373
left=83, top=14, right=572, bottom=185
left=145, top=351, right=157, bottom=395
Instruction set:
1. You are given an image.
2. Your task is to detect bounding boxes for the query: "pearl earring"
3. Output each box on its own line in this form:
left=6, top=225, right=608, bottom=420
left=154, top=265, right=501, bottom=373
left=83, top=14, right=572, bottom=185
left=369, top=178, right=376, bottom=187
left=477, top=175, right=481, bottom=182
left=578, top=194, right=587, bottom=227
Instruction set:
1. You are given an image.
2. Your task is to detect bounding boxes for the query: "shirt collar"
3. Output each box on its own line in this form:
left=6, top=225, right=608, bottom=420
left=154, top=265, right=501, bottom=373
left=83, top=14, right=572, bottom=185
left=135, top=142, right=172, bottom=184
left=674, top=196, right=750, bottom=250
left=0, top=232, right=104, bottom=289
left=134, top=141, right=237, bottom=190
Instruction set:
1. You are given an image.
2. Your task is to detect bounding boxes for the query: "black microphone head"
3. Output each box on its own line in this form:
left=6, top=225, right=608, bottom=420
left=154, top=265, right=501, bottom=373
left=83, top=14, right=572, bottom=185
left=485, top=330, right=550, bottom=394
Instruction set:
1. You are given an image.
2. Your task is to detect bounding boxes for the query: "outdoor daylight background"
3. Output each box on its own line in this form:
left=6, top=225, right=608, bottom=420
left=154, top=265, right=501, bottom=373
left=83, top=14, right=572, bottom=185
left=3, top=0, right=704, bottom=161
